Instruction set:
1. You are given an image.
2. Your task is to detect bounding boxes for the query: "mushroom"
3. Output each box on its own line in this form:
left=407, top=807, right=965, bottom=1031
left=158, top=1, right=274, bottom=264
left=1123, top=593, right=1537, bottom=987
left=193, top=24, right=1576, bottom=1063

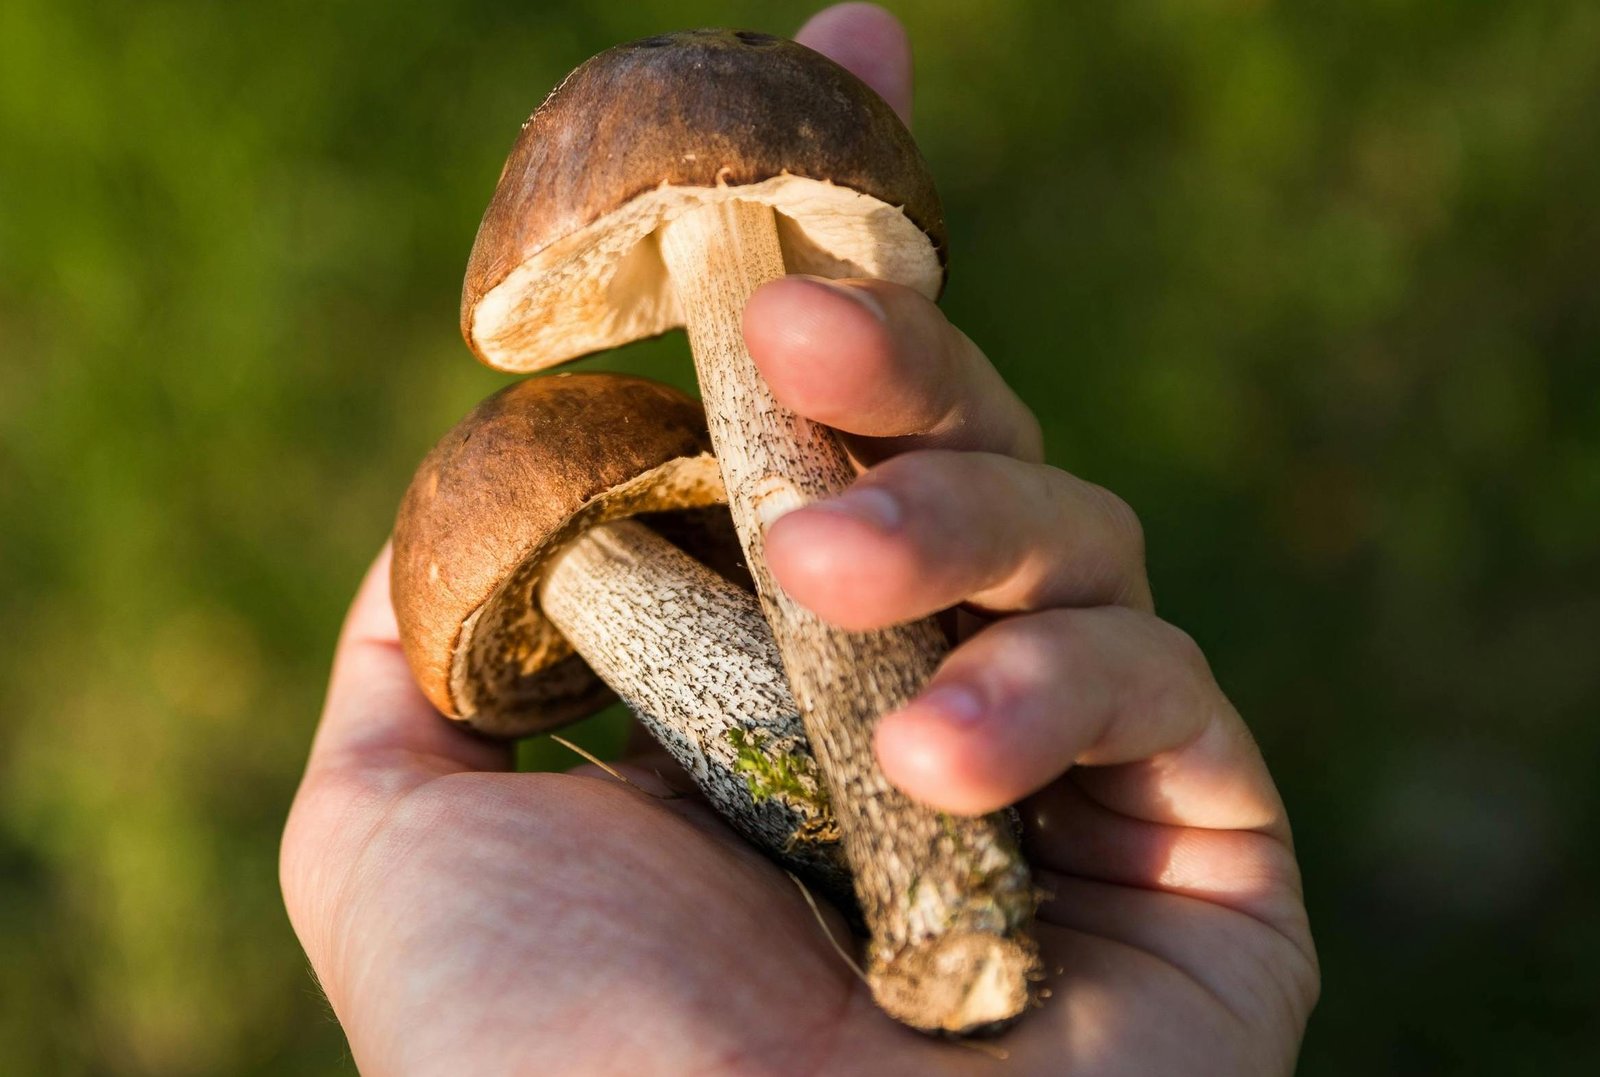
left=391, top=372, right=844, bottom=889
left=458, top=30, right=1037, bottom=1033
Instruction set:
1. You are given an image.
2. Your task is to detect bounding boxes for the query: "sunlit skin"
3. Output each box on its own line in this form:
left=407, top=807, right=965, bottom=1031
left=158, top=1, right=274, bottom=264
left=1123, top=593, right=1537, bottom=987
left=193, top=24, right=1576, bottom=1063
left=280, top=6, right=1318, bottom=1073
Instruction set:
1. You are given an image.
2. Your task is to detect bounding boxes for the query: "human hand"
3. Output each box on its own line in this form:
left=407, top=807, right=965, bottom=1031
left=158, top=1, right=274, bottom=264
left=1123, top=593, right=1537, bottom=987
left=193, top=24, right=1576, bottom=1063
left=281, top=5, right=1317, bottom=1073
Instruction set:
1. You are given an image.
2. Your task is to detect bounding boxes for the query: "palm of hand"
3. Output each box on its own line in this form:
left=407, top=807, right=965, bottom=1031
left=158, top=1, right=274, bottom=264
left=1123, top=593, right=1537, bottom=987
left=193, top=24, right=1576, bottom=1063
left=288, top=741, right=1310, bottom=1076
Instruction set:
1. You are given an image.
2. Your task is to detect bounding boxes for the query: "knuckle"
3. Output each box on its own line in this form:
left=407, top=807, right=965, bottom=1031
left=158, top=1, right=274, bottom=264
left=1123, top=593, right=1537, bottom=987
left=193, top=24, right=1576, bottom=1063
left=1145, top=617, right=1220, bottom=725
left=1012, top=409, right=1046, bottom=462
left=1092, top=482, right=1147, bottom=565
left=1087, top=482, right=1150, bottom=606
left=1025, top=467, right=1148, bottom=608
left=1160, top=620, right=1212, bottom=680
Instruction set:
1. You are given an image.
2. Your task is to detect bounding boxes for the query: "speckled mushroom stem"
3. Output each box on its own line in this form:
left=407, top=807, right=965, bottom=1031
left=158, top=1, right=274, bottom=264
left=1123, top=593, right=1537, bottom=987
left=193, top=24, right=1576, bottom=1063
left=538, top=518, right=847, bottom=891
left=659, top=199, right=1039, bottom=1034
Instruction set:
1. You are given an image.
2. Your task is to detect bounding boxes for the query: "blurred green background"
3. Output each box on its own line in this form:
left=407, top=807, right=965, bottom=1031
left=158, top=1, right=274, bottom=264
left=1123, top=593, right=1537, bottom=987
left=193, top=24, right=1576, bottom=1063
left=2, top=0, right=1596, bottom=1072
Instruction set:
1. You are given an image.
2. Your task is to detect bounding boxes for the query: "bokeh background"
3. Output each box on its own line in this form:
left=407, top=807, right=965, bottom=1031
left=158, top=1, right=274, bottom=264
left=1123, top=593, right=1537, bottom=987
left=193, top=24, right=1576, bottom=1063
left=2, top=0, right=1596, bottom=1072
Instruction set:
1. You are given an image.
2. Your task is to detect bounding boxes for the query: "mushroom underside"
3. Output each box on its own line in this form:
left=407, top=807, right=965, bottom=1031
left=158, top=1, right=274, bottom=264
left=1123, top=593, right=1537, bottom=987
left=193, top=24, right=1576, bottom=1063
left=468, top=174, right=941, bottom=372
left=450, top=451, right=726, bottom=735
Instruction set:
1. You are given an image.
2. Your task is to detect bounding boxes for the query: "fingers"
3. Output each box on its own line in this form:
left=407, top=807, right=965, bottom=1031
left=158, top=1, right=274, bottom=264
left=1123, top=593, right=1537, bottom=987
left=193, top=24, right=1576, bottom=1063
left=770, top=13, right=1285, bottom=898
left=794, top=4, right=914, bottom=123
left=1032, top=873, right=1319, bottom=1038
left=1024, top=780, right=1305, bottom=931
left=743, top=277, right=1043, bottom=463
left=765, top=450, right=1150, bottom=630
left=305, top=545, right=511, bottom=784
left=873, top=606, right=1286, bottom=836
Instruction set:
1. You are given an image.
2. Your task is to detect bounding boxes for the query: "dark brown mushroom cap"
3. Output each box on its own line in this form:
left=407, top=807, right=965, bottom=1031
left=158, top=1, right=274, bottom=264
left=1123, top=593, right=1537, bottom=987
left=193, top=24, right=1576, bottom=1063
left=392, top=373, right=726, bottom=736
left=463, top=28, right=946, bottom=373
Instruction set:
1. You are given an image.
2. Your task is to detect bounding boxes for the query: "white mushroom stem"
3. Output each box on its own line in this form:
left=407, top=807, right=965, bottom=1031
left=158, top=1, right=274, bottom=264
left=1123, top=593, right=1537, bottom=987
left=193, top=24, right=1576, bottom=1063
left=538, top=518, right=846, bottom=888
left=658, top=200, right=1038, bottom=1034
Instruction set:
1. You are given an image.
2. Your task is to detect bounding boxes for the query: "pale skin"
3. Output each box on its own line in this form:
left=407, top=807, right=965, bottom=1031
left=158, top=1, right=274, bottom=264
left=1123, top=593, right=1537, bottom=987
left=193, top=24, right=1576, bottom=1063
left=280, top=5, right=1319, bottom=1073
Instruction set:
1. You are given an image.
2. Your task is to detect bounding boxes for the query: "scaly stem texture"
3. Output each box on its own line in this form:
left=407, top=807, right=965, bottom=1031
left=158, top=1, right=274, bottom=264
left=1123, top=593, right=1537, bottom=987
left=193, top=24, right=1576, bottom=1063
left=659, top=200, right=1039, bottom=1034
left=540, top=520, right=847, bottom=891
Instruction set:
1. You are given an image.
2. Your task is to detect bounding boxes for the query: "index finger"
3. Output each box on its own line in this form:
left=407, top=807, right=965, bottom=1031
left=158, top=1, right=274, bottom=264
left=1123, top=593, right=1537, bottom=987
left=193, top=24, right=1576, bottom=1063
left=744, top=277, right=1046, bottom=463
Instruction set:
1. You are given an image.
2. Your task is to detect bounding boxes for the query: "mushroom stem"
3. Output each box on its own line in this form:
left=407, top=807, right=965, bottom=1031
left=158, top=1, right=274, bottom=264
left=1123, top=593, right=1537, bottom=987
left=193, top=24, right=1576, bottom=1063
left=658, top=200, right=1039, bottom=1034
left=539, top=518, right=847, bottom=890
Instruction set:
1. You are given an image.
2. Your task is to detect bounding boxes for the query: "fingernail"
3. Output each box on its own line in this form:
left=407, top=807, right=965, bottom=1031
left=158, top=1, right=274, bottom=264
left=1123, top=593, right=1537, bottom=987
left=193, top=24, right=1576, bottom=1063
left=793, top=275, right=888, bottom=323
left=807, top=486, right=902, bottom=531
left=909, top=683, right=987, bottom=727
left=753, top=476, right=806, bottom=531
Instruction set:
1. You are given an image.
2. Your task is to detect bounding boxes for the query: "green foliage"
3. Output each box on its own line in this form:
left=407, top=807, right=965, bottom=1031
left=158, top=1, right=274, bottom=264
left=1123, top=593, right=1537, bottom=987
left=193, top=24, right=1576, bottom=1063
left=727, top=727, right=828, bottom=809
left=1, top=0, right=1596, bottom=1072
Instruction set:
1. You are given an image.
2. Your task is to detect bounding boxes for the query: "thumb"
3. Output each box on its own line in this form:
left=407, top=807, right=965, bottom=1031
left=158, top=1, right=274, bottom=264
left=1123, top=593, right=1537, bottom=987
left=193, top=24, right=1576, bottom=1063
left=795, top=4, right=914, bottom=124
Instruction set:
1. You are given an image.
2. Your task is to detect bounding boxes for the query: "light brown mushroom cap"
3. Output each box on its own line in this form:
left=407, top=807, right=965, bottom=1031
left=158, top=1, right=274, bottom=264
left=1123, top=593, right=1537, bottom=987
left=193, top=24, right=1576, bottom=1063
left=391, top=373, right=727, bottom=736
left=462, top=28, right=947, bottom=373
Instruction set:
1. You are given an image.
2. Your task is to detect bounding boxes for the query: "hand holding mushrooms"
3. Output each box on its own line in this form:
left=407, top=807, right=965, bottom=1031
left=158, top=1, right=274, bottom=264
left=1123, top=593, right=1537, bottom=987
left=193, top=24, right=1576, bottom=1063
left=457, top=26, right=1035, bottom=1033
left=282, top=6, right=1315, bottom=1073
